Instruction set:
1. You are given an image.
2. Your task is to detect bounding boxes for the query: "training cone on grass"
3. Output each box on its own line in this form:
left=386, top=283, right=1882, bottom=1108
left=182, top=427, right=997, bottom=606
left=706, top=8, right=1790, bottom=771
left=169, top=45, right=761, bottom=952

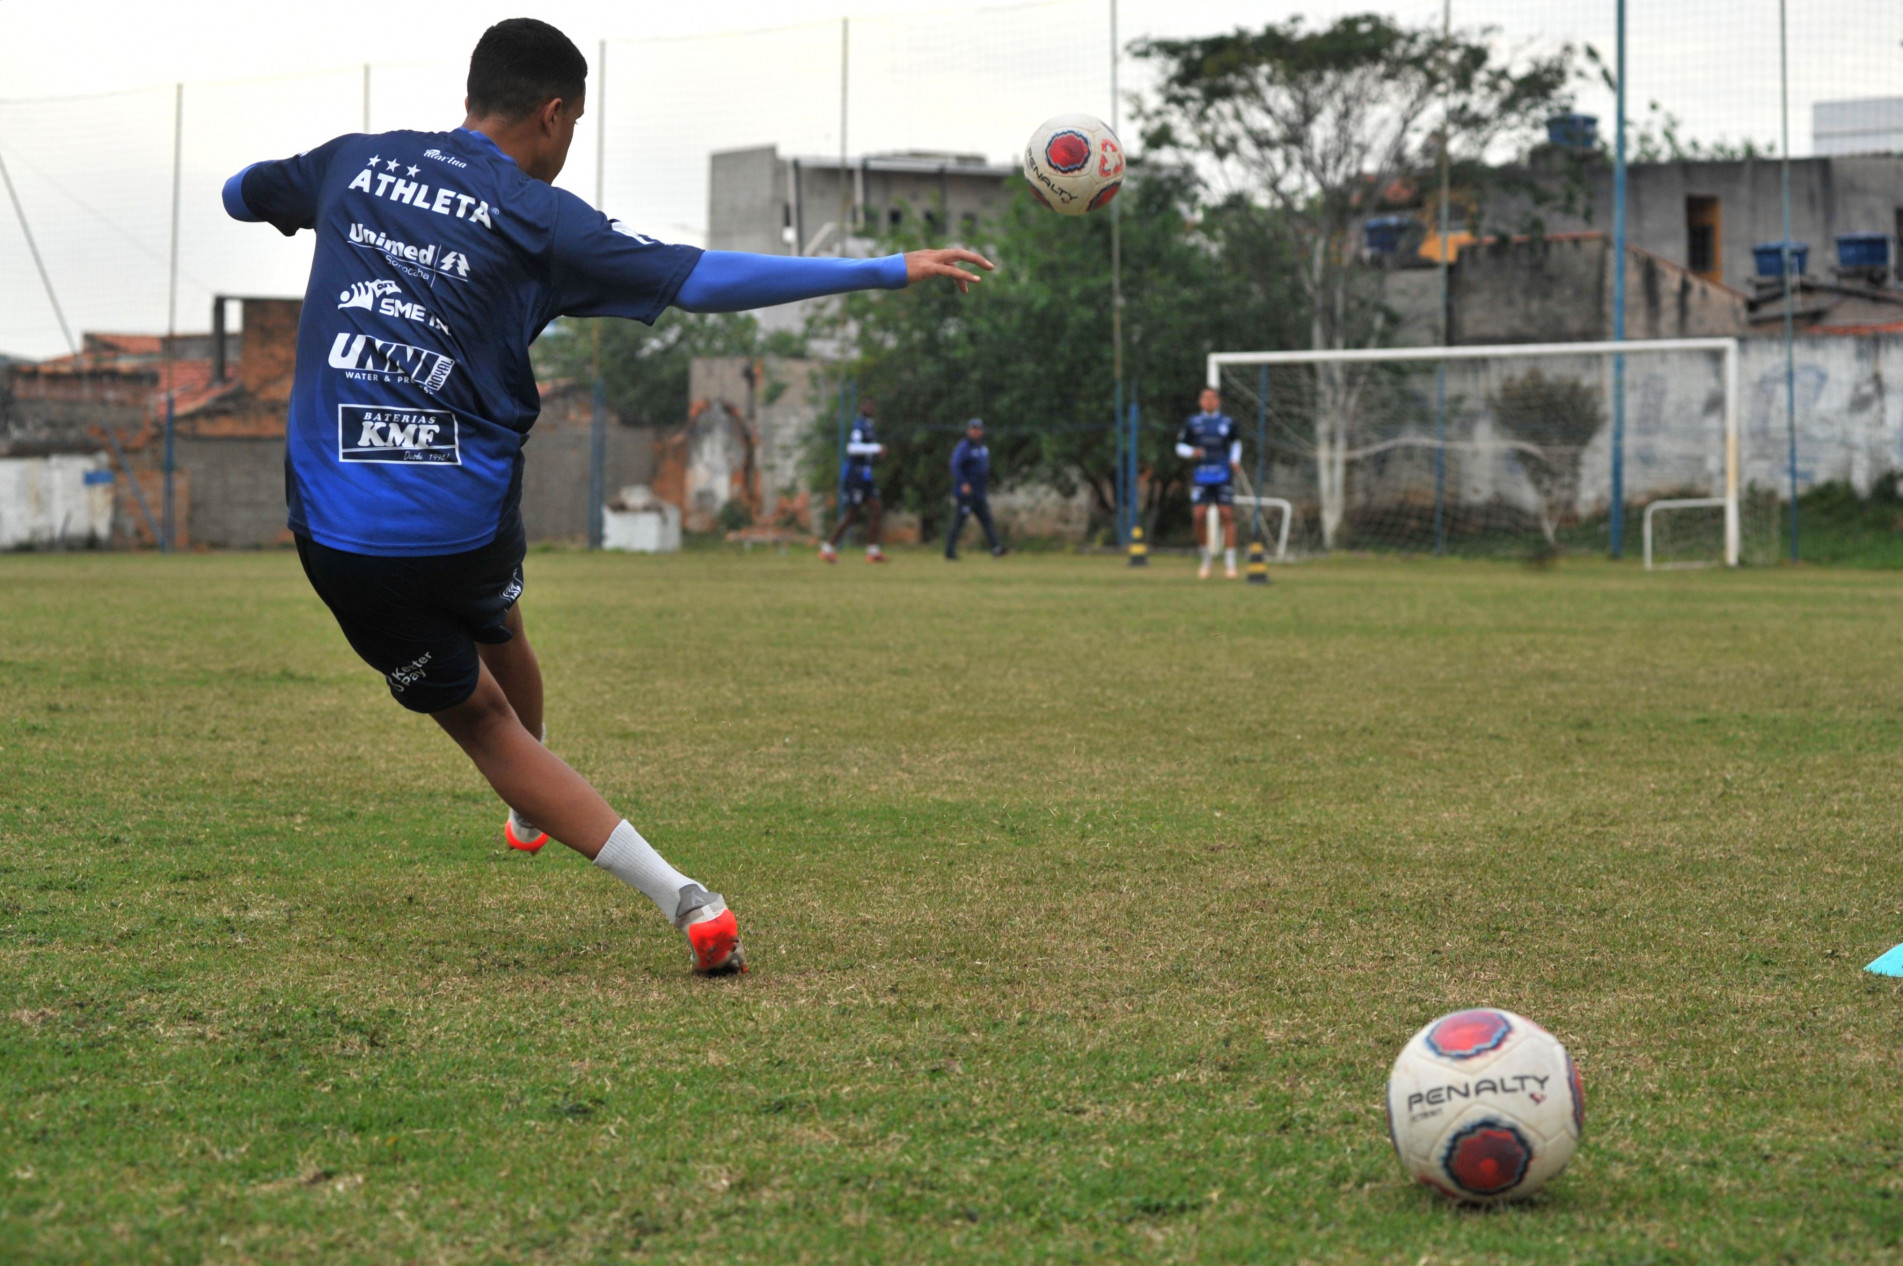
left=1865, top=944, right=1903, bottom=976
left=1246, top=540, right=1270, bottom=585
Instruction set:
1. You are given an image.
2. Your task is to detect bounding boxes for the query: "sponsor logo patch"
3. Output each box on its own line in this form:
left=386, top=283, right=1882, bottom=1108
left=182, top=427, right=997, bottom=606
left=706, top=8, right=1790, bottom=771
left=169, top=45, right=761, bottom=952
left=348, top=153, right=494, bottom=228
left=346, top=222, right=472, bottom=286
left=388, top=650, right=432, bottom=692
left=338, top=404, right=459, bottom=464
left=421, top=147, right=468, bottom=169
left=337, top=279, right=402, bottom=310
left=328, top=333, right=456, bottom=393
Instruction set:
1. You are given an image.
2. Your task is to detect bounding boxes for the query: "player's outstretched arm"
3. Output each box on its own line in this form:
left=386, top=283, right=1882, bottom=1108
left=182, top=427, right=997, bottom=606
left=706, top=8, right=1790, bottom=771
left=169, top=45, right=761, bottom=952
left=673, top=248, right=995, bottom=314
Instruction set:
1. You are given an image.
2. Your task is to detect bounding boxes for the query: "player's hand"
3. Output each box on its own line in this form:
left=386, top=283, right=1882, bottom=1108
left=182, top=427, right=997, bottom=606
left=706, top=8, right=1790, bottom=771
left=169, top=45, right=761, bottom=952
left=960, top=483, right=971, bottom=496
left=904, top=248, right=995, bottom=294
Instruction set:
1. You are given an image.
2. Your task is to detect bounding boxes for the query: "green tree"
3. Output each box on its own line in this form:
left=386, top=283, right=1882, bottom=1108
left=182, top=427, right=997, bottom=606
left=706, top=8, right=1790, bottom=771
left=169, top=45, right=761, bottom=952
left=813, top=170, right=1303, bottom=543
left=1137, top=14, right=1576, bottom=546
left=531, top=311, right=802, bottom=428
left=1488, top=368, right=1604, bottom=546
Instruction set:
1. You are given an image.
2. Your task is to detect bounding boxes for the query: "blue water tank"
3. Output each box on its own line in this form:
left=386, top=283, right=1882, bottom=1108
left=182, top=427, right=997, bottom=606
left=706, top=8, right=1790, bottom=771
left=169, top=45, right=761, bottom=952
left=1836, top=233, right=1891, bottom=271
left=1364, top=215, right=1410, bottom=255
left=1753, top=241, right=1809, bottom=278
left=1545, top=113, right=1598, bottom=150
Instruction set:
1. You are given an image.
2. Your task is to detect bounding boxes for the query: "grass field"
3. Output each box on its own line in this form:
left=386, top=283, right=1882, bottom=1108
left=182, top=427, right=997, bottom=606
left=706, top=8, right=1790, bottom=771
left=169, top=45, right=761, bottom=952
left=5, top=548, right=1903, bottom=1263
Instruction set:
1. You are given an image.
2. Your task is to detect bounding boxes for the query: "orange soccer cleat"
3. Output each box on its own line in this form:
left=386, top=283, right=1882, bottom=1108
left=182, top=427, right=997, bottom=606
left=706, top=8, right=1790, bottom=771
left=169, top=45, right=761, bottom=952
left=674, top=885, right=747, bottom=975
left=503, top=814, right=549, bottom=853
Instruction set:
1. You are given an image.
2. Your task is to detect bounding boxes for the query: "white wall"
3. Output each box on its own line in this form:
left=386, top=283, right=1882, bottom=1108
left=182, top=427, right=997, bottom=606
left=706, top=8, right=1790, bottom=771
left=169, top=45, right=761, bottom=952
left=0, top=455, right=114, bottom=549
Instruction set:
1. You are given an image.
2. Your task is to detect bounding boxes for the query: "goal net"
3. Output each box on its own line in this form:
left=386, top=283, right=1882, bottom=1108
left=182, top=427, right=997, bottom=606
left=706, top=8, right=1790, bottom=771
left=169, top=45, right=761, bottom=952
left=1207, top=339, right=1777, bottom=566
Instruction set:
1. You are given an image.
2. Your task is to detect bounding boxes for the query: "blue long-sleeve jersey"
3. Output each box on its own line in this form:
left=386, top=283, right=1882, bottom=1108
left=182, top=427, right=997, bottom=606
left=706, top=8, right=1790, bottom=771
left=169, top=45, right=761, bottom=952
left=223, top=126, right=907, bottom=555
left=950, top=437, right=990, bottom=499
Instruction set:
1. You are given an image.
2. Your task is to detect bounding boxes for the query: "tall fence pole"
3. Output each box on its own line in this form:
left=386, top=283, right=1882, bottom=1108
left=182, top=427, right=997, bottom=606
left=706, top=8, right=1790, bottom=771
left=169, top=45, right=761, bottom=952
left=1779, top=0, right=1799, bottom=562
left=1109, top=0, right=1126, bottom=547
left=588, top=40, right=608, bottom=550
left=1432, top=0, right=1451, bottom=557
left=1608, top=0, right=1628, bottom=559
left=362, top=64, right=371, bottom=131
left=163, top=82, right=183, bottom=553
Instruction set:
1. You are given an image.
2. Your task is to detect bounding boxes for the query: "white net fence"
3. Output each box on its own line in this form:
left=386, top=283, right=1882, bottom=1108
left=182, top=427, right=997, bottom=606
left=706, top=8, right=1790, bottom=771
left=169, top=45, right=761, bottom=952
left=1213, top=341, right=1781, bottom=565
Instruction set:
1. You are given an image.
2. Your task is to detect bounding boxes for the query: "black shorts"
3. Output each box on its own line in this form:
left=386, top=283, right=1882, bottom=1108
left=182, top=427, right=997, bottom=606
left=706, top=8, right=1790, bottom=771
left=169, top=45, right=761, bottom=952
left=1191, top=482, right=1234, bottom=507
left=295, top=517, right=526, bottom=714
left=842, top=475, right=879, bottom=508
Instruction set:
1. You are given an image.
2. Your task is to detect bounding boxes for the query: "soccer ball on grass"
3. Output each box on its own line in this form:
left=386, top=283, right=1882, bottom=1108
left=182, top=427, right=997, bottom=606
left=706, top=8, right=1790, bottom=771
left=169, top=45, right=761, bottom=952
left=1022, top=113, right=1124, bottom=215
left=1386, top=1008, right=1583, bottom=1204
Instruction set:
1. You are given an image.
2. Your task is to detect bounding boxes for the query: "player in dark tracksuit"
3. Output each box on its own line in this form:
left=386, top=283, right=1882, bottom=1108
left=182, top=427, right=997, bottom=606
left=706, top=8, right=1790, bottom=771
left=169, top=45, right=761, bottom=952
left=821, top=400, right=886, bottom=563
left=945, top=417, right=1003, bottom=559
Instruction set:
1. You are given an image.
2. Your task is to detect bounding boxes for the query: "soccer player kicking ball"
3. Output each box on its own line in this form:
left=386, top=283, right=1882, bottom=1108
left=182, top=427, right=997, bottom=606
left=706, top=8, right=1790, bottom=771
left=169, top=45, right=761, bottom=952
left=221, top=18, right=991, bottom=974
left=820, top=399, right=886, bottom=564
left=1177, top=388, right=1242, bottom=580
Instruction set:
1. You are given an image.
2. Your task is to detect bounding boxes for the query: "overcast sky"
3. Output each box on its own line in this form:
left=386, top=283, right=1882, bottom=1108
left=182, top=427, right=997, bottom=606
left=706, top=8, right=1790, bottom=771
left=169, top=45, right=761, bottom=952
left=2, top=0, right=1897, bottom=358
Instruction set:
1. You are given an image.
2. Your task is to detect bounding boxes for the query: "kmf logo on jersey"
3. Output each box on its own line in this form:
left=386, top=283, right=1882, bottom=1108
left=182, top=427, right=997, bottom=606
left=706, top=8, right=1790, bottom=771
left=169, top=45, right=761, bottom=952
left=339, top=405, right=459, bottom=464
left=328, top=333, right=456, bottom=393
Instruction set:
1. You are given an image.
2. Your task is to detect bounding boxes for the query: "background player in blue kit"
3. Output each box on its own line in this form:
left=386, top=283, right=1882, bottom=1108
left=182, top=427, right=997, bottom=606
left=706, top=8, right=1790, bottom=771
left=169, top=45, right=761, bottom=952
left=945, top=417, right=1003, bottom=559
left=221, top=18, right=992, bottom=974
left=821, top=399, right=886, bottom=563
left=1177, top=387, right=1242, bottom=580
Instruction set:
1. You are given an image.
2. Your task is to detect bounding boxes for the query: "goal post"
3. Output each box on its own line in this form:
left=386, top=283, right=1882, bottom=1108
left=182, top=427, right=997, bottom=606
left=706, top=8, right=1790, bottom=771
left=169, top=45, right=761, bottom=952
left=1206, top=338, right=1749, bottom=565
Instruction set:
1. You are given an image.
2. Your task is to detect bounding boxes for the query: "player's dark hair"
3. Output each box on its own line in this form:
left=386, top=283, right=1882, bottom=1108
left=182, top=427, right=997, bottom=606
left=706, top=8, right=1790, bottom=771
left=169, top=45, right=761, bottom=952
left=467, top=19, right=588, bottom=120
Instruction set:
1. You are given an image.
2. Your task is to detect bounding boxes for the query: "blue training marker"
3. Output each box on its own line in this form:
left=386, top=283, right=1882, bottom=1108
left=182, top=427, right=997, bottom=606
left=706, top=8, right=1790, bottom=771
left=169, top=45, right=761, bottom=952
left=1865, top=944, right=1903, bottom=976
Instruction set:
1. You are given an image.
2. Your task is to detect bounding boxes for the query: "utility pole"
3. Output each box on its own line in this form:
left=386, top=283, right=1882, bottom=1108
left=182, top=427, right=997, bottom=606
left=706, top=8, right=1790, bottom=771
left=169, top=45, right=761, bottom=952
left=1608, top=0, right=1628, bottom=558
left=163, top=83, right=183, bottom=553
left=362, top=64, right=371, bottom=131
left=1779, top=0, right=1799, bottom=562
left=839, top=18, right=851, bottom=252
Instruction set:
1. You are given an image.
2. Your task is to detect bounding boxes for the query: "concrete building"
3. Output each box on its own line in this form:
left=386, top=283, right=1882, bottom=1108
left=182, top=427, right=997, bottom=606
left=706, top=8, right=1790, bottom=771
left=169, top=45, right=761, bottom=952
left=709, top=146, right=1016, bottom=256
left=1386, top=152, right=1903, bottom=298
left=1815, top=99, right=1903, bottom=158
left=1385, top=234, right=1752, bottom=347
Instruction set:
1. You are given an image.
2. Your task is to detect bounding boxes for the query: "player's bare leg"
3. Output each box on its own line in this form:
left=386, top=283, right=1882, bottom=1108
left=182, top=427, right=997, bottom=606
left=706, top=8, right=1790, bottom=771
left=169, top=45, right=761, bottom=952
left=477, top=607, right=553, bottom=850
left=865, top=497, right=887, bottom=562
left=822, top=503, right=858, bottom=562
left=432, top=665, right=745, bottom=973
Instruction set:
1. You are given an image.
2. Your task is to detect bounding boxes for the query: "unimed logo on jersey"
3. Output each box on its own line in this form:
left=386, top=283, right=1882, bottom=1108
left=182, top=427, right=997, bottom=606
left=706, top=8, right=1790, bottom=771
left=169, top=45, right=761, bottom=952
left=339, top=405, right=459, bottom=464
left=328, top=333, right=456, bottom=393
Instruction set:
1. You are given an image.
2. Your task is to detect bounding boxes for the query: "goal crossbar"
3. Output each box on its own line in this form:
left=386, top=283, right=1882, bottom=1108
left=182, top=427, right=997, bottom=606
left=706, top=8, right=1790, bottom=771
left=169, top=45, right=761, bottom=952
left=1206, top=339, right=1742, bottom=566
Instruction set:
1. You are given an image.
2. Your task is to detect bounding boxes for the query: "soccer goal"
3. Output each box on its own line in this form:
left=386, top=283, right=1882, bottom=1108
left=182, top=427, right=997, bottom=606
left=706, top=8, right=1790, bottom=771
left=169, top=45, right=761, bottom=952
left=1206, top=339, right=1774, bottom=566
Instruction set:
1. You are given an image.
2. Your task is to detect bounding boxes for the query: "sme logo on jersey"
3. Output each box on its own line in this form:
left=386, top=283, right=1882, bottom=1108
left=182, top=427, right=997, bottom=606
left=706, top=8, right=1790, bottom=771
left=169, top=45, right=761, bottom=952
left=328, top=333, right=456, bottom=393
left=338, top=404, right=459, bottom=464
left=337, top=279, right=402, bottom=310
left=337, top=279, right=451, bottom=334
left=346, top=223, right=472, bottom=285
left=347, top=154, right=494, bottom=228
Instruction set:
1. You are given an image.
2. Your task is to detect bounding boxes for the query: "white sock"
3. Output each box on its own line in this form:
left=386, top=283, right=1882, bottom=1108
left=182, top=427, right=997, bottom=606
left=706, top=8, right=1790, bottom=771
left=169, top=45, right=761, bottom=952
left=1225, top=547, right=1237, bottom=569
left=1200, top=546, right=1211, bottom=564
left=593, top=819, right=697, bottom=921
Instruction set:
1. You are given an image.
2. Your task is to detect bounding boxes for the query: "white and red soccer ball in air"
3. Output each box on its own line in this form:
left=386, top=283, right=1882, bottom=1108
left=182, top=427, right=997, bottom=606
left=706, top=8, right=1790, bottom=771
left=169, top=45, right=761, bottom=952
left=1022, top=114, right=1124, bottom=215
left=1386, top=1008, right=1583, bottom=1204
